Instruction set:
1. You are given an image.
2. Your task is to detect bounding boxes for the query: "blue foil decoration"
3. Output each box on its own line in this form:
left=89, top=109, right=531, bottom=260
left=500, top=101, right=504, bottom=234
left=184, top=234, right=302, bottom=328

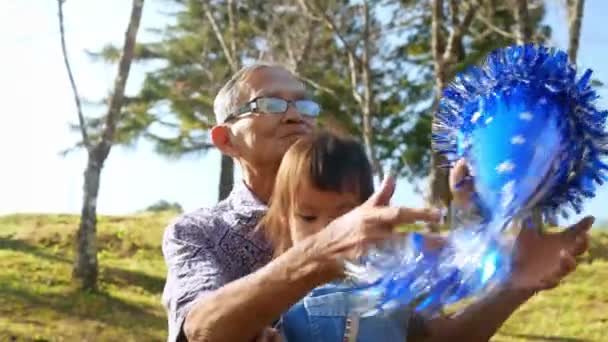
left=433, top=44, right=608, bottom=221
left=346, top=45, right=608, bottom=317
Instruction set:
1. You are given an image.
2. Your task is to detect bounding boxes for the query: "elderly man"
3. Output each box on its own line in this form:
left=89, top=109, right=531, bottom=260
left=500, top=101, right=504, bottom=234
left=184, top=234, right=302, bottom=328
left=162, top=63, right=593, bottom=342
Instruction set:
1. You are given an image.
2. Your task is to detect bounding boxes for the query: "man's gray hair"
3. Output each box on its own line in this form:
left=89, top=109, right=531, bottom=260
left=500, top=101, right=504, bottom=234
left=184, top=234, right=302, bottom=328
left=213, top=63, right=281, bottom=124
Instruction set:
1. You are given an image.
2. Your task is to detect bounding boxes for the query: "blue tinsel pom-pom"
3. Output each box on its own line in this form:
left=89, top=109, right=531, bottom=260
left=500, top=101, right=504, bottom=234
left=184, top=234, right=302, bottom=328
left=432, top=44, right=608, bottom=221
left=344, top=45, right=608, bottom=318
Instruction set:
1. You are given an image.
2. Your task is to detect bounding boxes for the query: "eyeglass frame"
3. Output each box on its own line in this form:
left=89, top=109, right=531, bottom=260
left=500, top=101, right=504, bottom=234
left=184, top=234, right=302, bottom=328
left=223, top=96, right=321, bottom=123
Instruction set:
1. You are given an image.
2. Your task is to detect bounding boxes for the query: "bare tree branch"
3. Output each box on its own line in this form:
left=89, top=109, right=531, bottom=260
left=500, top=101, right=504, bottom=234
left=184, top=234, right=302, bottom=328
left=57, top=0, right=90, bottom=150
left=475, top=12, right=517, bottom=40
left=302, top=0, right=362, bottom=67
left=431, top=0, right=446, bottom=93
left=567, top=0, right=585, bottom=63
left=443, top=1, right=478, bottom=64
left=370, top=14, right=425, bottom=39
left=208, top=0, right=240, bottom=201
left=227, top=0, right=237, bottom=61
left=71, top=0, right=145, bottom=291
left=299, top=0, right=371, bottom=130
left=254, top=4, right=285, bottom=63
left=285, top=36, right=297, bottom=68
left=429, top=0, right=479, bottom=227
left=359, top=2, right=382, bottom=180
left=202, top=1, right=238, bottom=72
left=471, top=27, right=492, bottom=41
left=348, top=53, right=363, bottom=106
left=428, top=0, right=449, bottom=229
left=513, top=0, right=531, bottom=44
left=299, top=1, right=381, bottom=179
left=144, top=133, right=214, bottom=152
left=295, top=0, right=322, bottom=21
left=98, top=0, right=145, bottom=157
left=294, top=20, right=316, bottom=72
left=293, top=73, right=340, bottom=100
left=284, top=20, right=314, bottom=74
left=486, top=0, right=497, bottom=25
left=449, top=0, right=460, bottom=27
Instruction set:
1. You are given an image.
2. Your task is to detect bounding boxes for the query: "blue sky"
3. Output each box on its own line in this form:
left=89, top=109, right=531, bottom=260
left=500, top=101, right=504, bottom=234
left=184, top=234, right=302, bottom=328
left=1, top=1, right=607, bottom=226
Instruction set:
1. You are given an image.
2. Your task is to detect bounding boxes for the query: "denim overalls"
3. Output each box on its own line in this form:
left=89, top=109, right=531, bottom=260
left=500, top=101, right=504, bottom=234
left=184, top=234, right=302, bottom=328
left=280, top=283, right=410, bottom=341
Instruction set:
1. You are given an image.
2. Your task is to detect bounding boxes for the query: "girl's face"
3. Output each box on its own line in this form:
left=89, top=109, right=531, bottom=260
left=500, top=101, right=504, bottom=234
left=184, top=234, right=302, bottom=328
left=288, top=177, right=360, bottom=244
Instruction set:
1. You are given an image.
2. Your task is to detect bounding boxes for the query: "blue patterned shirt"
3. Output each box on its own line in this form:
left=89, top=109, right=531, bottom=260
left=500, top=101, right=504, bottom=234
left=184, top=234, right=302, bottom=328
left=161, top=181, right=273, bottom=342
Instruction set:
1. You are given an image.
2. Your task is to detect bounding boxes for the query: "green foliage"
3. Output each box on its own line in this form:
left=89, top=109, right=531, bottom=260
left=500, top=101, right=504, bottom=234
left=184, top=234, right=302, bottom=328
left=144, top=200, right=183, bottom=213
left=88, top=0, right=553, bottom=181
left=114, top=0, right=292, bottom=158
left=376, top=0, right=553, bottom=179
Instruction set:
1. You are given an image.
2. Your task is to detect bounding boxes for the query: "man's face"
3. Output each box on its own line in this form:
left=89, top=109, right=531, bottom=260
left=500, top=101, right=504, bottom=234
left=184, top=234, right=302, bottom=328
left=226, top=67, right=317, bottom=168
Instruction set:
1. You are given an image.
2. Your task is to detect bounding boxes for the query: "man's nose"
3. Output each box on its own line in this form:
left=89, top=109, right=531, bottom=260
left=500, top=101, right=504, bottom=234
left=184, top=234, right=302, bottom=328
left=281, top=103, right=304, bottom=123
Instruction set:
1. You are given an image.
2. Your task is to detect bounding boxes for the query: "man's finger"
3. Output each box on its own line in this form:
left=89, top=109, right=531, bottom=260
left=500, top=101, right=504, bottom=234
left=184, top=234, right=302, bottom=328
left=449, top=159, right=474, bottom=208
left=571, top=234, right=590, bottom=256
left=449, top=159, right=471, bottom=192
left=267, top=328, right=283, bottom=342
left=539, top=279, right=560, bottom=290
left=557, top=249, right=577, bottom=277
left=254, top=328, right=283, bottom=342
left=535, top=250, right=576, bottom=292
left=371, top=207, right=442, bottom=226
left=565, top=216, right=594, bottom=237
left=367, top=174, right=396, bottom=206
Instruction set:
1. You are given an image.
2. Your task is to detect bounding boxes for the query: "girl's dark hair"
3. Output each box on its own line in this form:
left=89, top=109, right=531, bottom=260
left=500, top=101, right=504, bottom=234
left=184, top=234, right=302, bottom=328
left=259, top=130, right=374, bottom=257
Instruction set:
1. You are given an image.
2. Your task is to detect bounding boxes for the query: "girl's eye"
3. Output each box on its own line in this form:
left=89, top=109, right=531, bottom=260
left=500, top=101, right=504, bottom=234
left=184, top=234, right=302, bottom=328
left=298, top=214, right=317, bottom=222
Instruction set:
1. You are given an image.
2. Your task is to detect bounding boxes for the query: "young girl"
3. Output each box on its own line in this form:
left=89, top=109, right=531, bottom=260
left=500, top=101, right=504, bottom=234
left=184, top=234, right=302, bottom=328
left=258, top=130, right=413, bottom=341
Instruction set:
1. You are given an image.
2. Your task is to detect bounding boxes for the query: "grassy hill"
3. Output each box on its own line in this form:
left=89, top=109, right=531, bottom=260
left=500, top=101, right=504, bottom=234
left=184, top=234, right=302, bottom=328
left=0, top=213, right=606, bottom=342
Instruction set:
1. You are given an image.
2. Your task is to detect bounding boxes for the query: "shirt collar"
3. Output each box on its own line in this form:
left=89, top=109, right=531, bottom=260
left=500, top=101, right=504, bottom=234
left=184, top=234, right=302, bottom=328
left=228, top=180, right=268, bottom=212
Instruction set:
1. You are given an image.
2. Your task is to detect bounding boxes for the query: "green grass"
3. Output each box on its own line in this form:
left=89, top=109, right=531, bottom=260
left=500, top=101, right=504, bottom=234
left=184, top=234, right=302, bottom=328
left=0, top=213, right=607, bottom=341
left=493, top=227, right=608, bottom=342
left=493, top=263, right=608, bottom=342
left=0, top=212, right=176, bottom=342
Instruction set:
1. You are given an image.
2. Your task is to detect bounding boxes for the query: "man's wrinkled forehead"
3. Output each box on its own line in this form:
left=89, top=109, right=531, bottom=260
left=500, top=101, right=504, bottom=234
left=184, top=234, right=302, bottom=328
left=244, top=67, right=306, bottom=99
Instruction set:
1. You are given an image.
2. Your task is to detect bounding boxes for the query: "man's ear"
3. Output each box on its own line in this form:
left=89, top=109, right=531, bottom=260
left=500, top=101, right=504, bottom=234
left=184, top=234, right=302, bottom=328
left=211, top=125, right=238, bottom=157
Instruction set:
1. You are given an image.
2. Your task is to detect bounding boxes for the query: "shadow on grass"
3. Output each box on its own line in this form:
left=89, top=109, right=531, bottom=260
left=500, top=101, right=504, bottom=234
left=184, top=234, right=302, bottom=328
left=0, top=236, right=165, bottom=295
left=0, top=238, right=70, bottom=264
left=587, top=234, right=608, bottom=262
left=101, top=266, right=166, bottom=294
left=0, top=234, right=167, bottom=341
left=500, top=333, right=591, bottom=342
left=0, top=281, right=166, bottom=333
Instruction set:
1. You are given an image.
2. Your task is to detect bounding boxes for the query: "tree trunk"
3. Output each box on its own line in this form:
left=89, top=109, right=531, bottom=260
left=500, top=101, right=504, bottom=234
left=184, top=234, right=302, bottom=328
left=427, top=0, right=449, bottom=232
left=362, top=111, right=383, bottom=181
left=69, top=0, right=144, bottom=291
left=73, top=157, right=101, bottom=290
left=203, top=0, right=239, bottom=201
left=428, top=0, right=478, bottom=231
left=218, top=154, right=234, bottom=201
left=567, top=0, right=585, bottom=63
left=360, top=2, right=383, bottom=181
left=513, top=0, right=531, bottom=44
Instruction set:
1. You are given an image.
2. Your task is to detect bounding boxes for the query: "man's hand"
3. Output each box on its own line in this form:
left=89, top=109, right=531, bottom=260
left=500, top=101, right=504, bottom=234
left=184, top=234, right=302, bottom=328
left=508, top=216, right=593, bottom=292
left=408, top=159, right=595, bottom=342
left=448, top=157, right=594, bottom=292
left=253, top=327, right=284, bottom=342
left=312, top=175, right=442, bottom=278
left=449, top=158, right=475, bottom=209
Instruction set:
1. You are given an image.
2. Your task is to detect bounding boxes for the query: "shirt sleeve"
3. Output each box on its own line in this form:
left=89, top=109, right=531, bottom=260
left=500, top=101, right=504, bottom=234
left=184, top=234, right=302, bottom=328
left=161, top=215, right=229, bottom=342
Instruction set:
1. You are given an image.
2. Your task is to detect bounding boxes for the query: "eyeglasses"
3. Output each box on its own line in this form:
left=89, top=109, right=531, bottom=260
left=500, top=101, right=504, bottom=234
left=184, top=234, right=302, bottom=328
left=226, top=97, right=321, bottom=122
